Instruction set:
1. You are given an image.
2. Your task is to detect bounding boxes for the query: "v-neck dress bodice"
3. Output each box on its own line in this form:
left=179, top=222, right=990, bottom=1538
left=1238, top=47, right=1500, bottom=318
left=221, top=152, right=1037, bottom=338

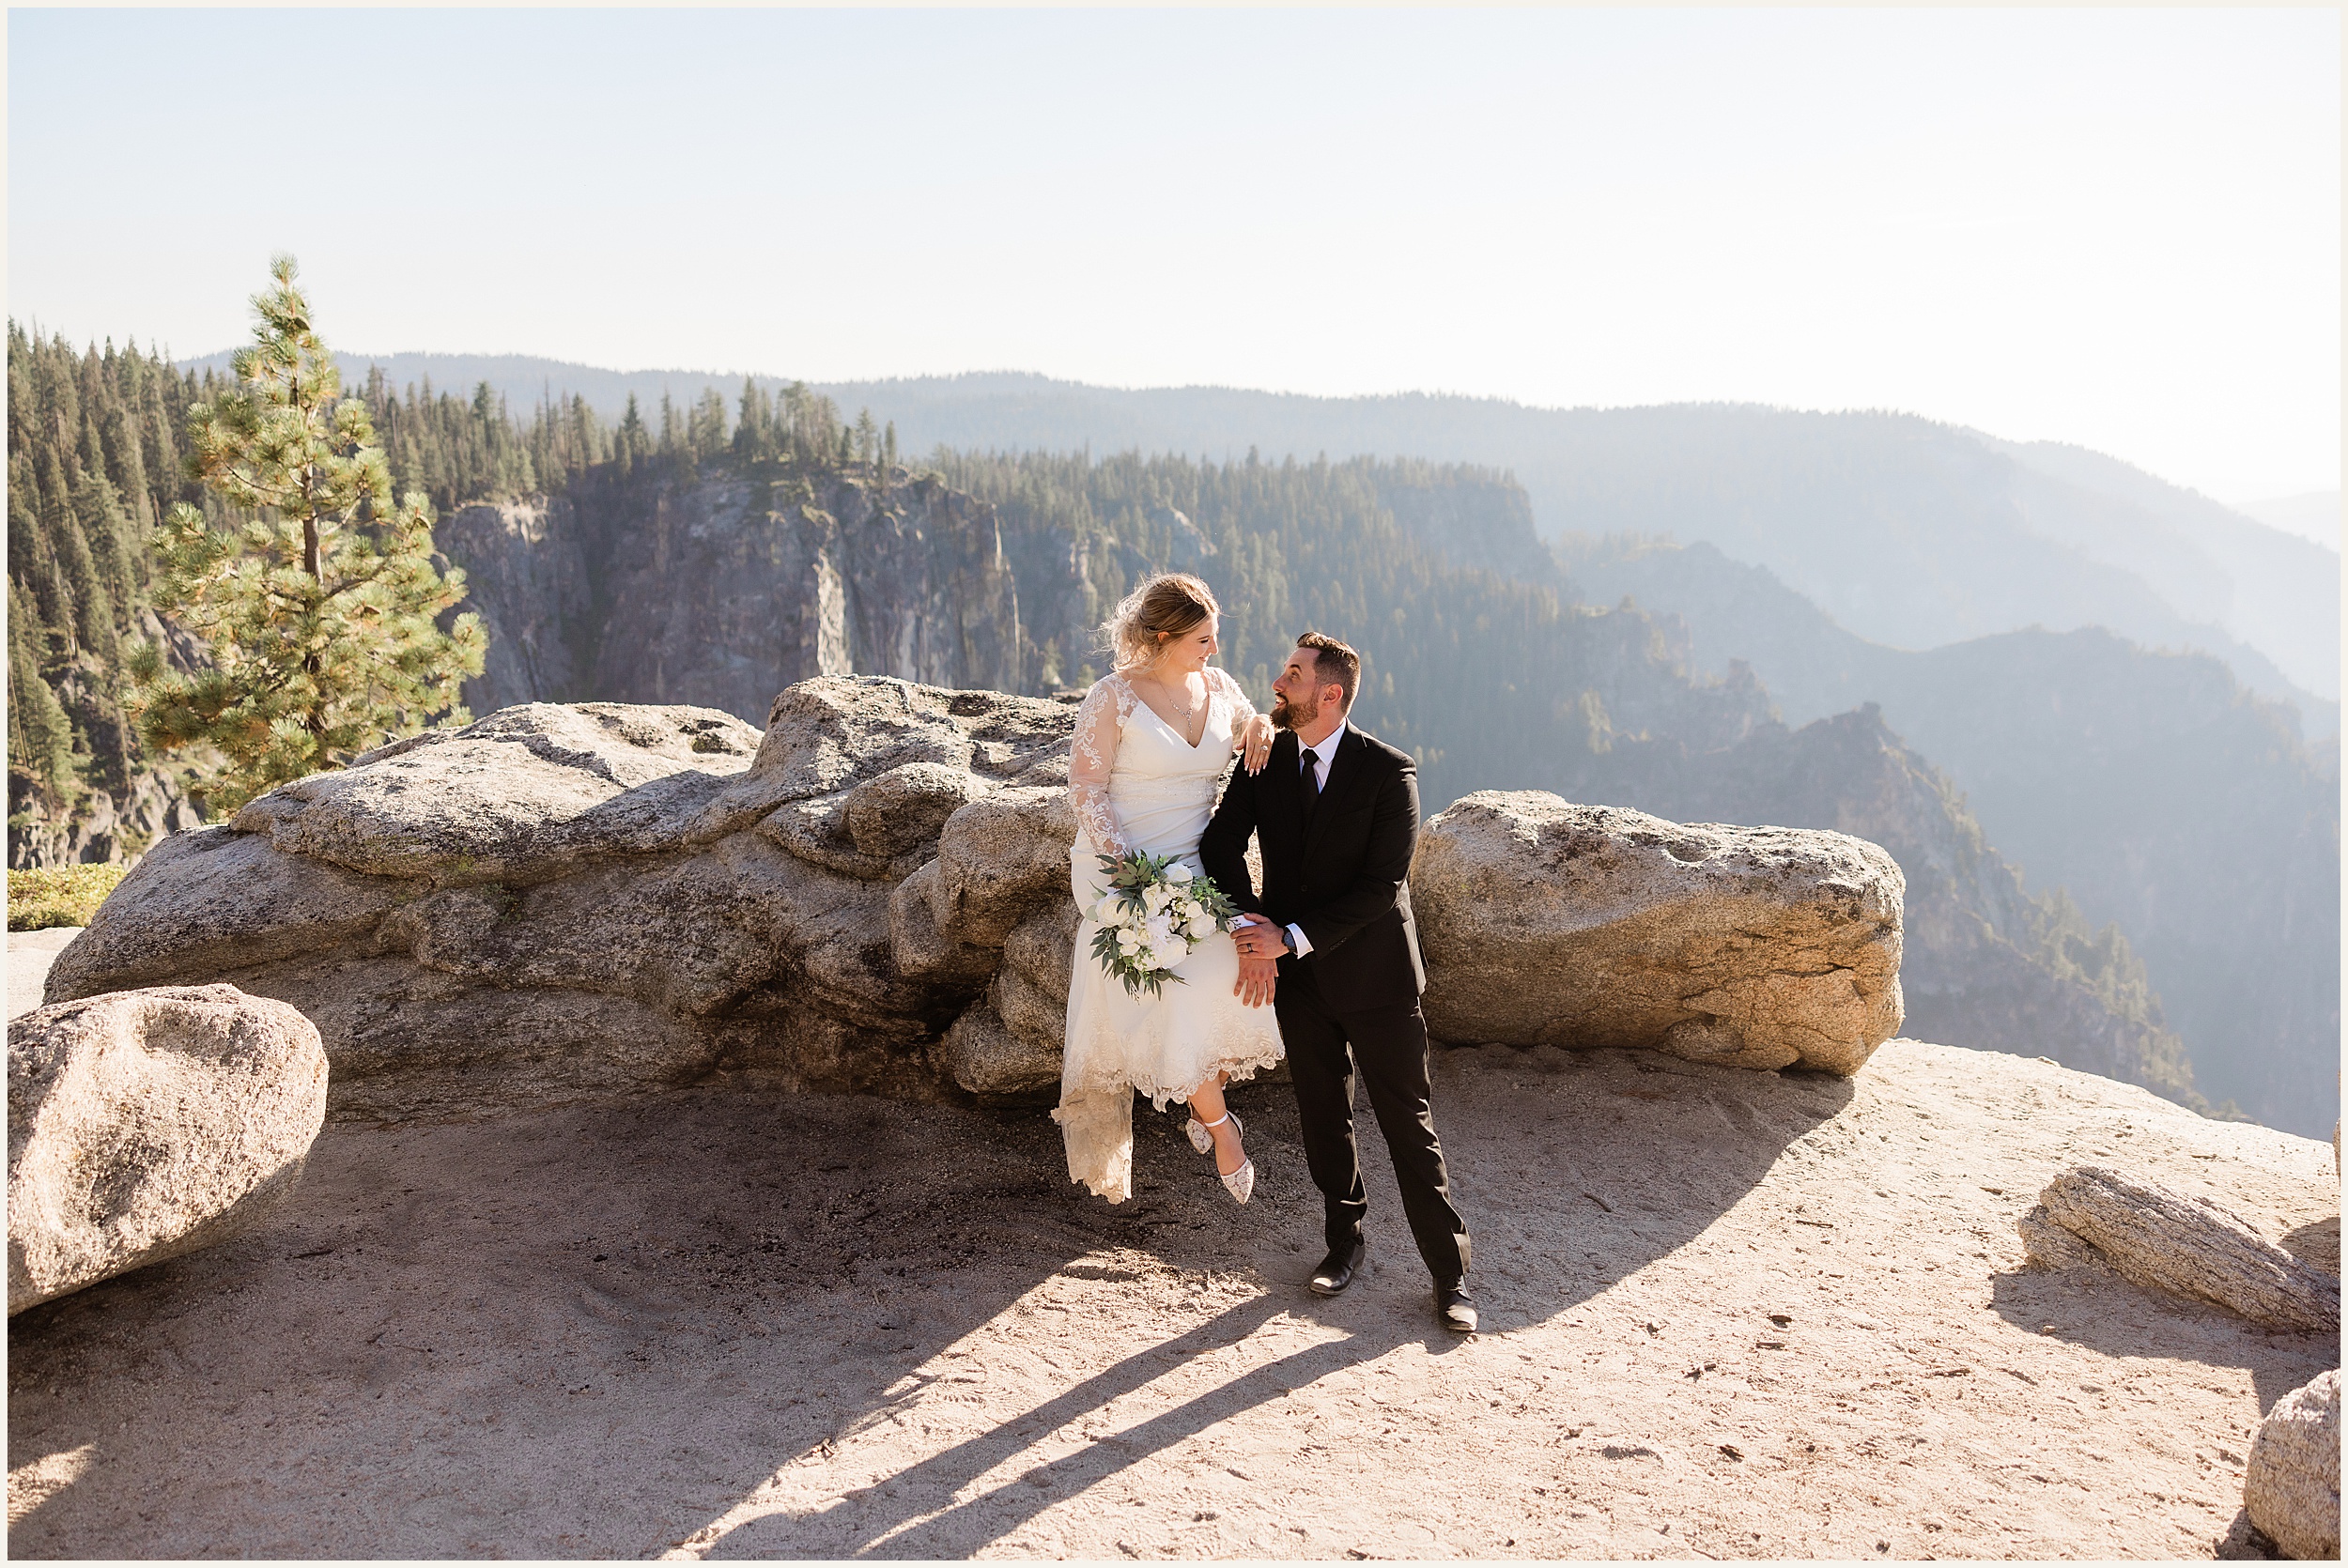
left=1070, top=671, right=1245, bottom=864
left=1054, top=669, right=1287, bottom=1202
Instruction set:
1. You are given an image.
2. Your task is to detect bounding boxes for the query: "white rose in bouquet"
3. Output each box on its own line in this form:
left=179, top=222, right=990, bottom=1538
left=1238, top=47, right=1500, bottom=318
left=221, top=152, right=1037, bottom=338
left=1088, top=850, right=1246, bottom=999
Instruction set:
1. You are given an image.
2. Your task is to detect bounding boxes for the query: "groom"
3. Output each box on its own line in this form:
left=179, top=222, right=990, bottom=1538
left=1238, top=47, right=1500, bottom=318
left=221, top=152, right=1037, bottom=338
left=1199, top=634, right=1475, bottom=1332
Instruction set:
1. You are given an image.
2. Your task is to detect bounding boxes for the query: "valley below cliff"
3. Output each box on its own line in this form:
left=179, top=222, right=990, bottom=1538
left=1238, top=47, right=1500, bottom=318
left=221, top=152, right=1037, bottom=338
left=1566, top=538, right=2341, bottom=1136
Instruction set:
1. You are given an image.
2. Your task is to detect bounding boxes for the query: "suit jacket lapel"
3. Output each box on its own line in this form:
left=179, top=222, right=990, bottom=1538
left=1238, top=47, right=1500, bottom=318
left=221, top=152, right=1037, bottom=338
left=1265, top=730, right=1305, bottom=848
left=1303, top=727, right=1374, bottom=855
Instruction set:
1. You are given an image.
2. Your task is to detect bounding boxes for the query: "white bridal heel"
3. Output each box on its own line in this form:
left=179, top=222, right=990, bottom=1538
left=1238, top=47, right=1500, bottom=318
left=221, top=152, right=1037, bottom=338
left=1185, top=1110, right=1241, bottom=1154
left=1194, top=1112, right=1254, bottom=1205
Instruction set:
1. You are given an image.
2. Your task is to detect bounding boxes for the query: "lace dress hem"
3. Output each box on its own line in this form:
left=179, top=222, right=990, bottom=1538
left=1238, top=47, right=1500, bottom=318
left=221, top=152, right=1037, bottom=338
left=1057, top=1028, right=1287, bottom=1114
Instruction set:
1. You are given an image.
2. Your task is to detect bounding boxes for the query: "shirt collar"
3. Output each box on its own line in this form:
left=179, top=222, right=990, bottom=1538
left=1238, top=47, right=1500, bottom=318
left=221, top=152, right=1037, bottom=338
left=1300, top=718, right=1349, bottom=763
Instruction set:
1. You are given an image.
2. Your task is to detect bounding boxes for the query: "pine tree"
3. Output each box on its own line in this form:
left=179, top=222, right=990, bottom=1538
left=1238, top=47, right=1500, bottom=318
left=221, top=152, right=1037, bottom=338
left=689, top=386, right=729, bottom=462
left=616, top=393, right=646, bottom=475
left=658, top=391, right=683, bottom=459
left=123, top=255, right=486, bottom=813
left=8, top=578, right=80, bottom=805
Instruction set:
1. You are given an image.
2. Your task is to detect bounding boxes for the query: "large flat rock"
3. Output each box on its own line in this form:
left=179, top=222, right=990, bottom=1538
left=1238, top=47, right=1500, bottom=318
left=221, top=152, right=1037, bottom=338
left=1413, top=792, right=1905, bottom=1073
left=44, top=681, right=1081, bottom=1121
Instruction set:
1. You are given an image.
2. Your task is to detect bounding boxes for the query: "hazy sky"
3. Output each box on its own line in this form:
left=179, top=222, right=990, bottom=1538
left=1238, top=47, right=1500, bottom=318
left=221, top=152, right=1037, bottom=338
left=9, top=7, right=2340, bottom=500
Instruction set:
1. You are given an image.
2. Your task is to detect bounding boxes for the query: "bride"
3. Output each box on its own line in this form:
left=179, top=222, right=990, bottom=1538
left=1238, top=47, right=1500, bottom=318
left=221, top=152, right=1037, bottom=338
left=1054, top=573, right=1283, bottom=1206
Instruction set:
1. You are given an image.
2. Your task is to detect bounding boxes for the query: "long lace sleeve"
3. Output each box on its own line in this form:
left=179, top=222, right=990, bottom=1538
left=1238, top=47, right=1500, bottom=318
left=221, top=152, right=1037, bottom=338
left=1212, top=668, right=1273, bottom=771
left=1069, top=675, right=1134, bottom=855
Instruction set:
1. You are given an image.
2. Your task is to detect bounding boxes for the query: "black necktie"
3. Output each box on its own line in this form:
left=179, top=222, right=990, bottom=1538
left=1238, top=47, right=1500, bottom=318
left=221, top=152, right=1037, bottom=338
left=1299, top=746, right=1321, bottom=822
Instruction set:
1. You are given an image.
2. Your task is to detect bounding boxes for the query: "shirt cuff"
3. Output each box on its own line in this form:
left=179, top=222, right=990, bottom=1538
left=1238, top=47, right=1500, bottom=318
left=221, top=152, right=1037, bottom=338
left=1287, top=923, right=1313, bottom=957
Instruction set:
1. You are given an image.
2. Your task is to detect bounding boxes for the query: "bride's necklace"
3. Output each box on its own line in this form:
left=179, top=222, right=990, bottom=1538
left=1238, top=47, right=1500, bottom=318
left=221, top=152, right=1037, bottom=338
left=1143, top=668, right=1207, bottom=733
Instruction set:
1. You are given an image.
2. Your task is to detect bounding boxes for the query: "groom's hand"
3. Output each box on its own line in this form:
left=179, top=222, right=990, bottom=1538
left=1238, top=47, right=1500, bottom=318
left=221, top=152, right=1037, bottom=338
left=1230, top=914, right=1284, bottom=960
left=1235, top=950, right=1279, bottom=1007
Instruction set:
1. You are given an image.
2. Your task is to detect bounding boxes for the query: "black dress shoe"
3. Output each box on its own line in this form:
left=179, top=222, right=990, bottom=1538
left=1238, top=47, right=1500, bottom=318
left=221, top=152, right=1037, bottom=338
left=1437, top=1281, right=1477, bottom=1332
left=1308, top=1242, right=1367, bottom=1297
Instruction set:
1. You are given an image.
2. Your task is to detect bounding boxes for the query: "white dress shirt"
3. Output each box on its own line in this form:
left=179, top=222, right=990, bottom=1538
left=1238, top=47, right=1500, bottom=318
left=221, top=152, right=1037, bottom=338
left=1285, top=719, right=1348, bottom=958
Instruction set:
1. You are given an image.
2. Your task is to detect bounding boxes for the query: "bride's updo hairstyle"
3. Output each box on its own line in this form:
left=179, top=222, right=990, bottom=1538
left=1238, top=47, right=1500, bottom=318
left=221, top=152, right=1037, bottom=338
left=1103, top=573, right=1220, bottom=670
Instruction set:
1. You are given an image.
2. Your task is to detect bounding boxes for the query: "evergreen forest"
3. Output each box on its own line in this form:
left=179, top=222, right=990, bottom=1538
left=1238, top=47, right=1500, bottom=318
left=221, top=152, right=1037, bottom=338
left=8, top=325, right=208, bottom=851
left=7, top=321, right=879, bottom=860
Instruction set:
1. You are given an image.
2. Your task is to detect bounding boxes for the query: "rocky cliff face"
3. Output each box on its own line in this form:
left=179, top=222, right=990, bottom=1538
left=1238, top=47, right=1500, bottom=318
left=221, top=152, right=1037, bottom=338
left=8, top=618, right=209, bottom=869
left=443, top=469, right=1023, bottom=726
left=7, top=754, right=202, bottom=869
left=1371, top=463, right=1558, bottom=587
left=444, top=457, right=1781, bottom=813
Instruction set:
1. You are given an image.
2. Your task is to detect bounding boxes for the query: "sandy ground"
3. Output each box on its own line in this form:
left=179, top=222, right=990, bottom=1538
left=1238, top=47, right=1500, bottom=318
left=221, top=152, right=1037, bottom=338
left=6, top=990, right=2336, bottom=1561
left=8, top=929, right=81, bottom=1022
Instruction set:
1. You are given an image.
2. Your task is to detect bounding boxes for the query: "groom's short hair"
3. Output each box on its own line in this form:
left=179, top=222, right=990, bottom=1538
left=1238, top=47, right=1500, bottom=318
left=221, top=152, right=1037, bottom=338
left=1296, top=632, right=1360, bottom=712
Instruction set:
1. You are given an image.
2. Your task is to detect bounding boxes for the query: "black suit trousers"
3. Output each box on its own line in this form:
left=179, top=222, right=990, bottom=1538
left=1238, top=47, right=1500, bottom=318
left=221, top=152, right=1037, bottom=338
left=1275, top=960, right=1470, bottom=1285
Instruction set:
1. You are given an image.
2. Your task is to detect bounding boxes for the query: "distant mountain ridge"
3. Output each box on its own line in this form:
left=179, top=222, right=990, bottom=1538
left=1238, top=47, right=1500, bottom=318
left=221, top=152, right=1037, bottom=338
left=1563, top=536, right=2339, bottom=1136
left=2233, top=490, right=2340, bottom=551
left=182, top=352, right=2340, bottom=715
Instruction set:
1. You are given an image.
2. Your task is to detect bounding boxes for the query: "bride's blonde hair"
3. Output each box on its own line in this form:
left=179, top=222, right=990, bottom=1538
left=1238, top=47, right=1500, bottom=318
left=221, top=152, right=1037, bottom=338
left=1102, top=573, right=1220, bottom=670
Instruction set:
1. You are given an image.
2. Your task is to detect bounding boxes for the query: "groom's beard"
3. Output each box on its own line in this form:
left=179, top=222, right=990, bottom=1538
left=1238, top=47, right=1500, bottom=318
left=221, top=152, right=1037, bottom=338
left=1271, top=691, right=1320, bottom=730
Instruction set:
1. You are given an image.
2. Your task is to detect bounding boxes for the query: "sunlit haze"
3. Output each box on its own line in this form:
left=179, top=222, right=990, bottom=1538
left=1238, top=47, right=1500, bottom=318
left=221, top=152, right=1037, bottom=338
left=8, top=7, right=2339, bottom=500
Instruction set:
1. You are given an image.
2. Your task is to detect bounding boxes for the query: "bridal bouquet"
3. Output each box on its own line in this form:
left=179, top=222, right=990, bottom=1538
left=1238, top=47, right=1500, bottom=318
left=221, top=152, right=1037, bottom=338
left=1087, top=851, right=1247, bottom=999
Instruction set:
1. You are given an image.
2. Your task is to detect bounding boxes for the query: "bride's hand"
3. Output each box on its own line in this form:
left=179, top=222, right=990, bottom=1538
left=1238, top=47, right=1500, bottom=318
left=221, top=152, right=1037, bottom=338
left=1239, top=713, right=1274, bottom=774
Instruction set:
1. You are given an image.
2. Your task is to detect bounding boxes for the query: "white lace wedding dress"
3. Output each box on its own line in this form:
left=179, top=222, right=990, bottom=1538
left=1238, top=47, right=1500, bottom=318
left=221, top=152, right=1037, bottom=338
left=1053, top=668, right=1286, bottom=1202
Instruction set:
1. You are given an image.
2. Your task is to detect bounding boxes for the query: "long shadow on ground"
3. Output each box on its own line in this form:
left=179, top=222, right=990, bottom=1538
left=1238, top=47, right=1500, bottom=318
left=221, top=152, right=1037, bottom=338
left=1989, top=1259, right=2337, bottom=1413
left=8, top=1043, right=1850, bottom=1559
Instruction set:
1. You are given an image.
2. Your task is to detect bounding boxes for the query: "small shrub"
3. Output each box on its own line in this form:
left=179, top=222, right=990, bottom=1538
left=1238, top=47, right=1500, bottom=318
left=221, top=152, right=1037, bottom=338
left=8, top=863, right=132, bottom=931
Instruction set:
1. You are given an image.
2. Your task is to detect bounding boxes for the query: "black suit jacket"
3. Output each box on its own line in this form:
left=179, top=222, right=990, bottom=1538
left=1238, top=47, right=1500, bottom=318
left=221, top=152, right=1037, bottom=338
left=1198, top=723, right=1427, bottom=1008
